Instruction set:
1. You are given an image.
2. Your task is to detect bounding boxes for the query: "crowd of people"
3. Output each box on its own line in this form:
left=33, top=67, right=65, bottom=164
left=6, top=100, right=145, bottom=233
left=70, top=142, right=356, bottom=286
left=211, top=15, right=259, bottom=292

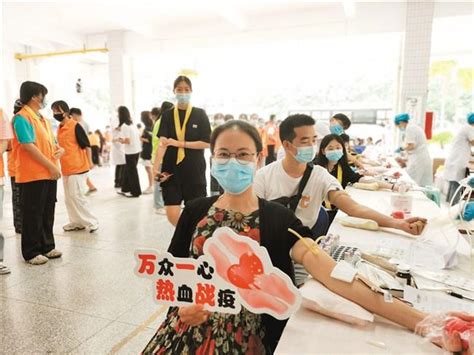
left=0, top=76, right=472, bottom=354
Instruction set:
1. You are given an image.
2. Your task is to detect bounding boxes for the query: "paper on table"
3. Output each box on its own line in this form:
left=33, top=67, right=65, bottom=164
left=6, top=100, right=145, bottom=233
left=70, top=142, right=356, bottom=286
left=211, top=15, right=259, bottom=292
left=412, top=274, right=451, bottom=291
left=404, top=286, right=474, bottom=314
left=412, top=269, right=474, bottom=292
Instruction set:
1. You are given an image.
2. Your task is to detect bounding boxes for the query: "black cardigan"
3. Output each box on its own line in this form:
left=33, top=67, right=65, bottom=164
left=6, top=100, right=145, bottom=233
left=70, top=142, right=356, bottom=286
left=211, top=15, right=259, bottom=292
left=168, top=196, right=313, bottom=353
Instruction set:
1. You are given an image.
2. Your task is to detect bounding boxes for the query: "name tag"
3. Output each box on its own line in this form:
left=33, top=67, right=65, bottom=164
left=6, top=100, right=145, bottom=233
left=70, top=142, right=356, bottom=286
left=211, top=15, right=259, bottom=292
left=192, top=124, right=198, bottom=128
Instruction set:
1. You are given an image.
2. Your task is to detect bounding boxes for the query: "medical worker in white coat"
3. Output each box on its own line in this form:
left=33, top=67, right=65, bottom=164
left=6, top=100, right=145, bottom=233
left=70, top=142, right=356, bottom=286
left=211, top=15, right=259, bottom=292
left=394, top=113, right=433, bottom=187
left=443, top=112, right=474, bottom=203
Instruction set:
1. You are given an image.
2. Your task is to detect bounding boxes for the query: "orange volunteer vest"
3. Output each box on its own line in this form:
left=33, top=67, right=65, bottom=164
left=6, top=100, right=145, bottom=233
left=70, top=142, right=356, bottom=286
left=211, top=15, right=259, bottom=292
left=12, top=105, right=58, bottom=183
left=57, top=119, right=90, bottom=176
left=7, top=149, right=16, bottom=177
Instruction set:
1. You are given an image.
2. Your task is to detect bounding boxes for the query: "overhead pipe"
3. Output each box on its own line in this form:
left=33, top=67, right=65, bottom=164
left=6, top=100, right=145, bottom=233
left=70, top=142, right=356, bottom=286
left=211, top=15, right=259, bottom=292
left=15, top=47, right=108, bottom=61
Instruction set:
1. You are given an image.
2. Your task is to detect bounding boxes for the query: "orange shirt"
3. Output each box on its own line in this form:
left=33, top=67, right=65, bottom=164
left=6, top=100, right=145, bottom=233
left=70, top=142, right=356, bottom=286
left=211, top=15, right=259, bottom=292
left=257, top=127, right=268, bottom=157
left=88, top=133, right=100, bottom=147
left=57, top=119, right=90, bottom=176
left=7, top=149, right=15, bottom=177
left=12, top=105, right=58, bottom=183
left=265, top=122, right=280, bottom=147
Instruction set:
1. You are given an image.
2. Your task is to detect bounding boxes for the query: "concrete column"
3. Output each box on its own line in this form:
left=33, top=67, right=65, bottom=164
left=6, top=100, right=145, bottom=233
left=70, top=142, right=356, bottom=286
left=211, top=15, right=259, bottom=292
left=107, top=31, right=133, bottom=115
left=397, top=0, right=435, bottom=128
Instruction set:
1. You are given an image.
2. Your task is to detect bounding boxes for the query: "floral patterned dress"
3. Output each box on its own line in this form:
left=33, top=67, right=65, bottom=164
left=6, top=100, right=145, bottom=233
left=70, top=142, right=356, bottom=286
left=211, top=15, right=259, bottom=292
left=143, top=206, right=269, bottom=355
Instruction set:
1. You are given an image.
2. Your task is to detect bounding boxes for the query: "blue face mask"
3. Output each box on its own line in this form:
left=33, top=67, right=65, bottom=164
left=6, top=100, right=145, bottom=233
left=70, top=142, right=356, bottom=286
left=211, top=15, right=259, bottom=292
left=325, top=149, right=344, bottom=162
left=293, top=145, right=316, bottom=163
left=211, top=158, right=255, bottom=195
left=330, top=124, right=344, bottom=135
left=176, top=93, right=191, bottom=105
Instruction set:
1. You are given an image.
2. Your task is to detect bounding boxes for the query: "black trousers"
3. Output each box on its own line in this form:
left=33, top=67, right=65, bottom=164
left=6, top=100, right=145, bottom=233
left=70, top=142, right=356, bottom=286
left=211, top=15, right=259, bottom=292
left=20, top=179, right=57, bottom=261
left=91, top=146, right=100, bottom=165
left=115, top=164, right=125, bottom=188
left=11, top=177, right=22, bottom=233
left=121, top=154, right=141, bottom=197
left=266, top=144, right=276, bottom=165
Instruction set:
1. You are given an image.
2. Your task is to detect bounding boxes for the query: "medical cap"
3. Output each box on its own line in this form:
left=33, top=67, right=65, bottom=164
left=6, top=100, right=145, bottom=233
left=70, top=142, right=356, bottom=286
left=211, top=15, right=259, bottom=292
left=467, top=112, right=474, bottom=125
left=394, top=113, right=410, bottom=125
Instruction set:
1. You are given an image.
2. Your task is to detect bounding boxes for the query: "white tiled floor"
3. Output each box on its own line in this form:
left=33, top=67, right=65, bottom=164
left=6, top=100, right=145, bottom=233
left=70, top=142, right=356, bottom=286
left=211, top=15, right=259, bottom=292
left=1, top=165, right=171, bottom=354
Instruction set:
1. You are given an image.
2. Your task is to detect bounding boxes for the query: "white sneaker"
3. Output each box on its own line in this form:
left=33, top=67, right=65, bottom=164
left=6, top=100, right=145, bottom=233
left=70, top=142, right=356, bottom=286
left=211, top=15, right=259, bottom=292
left=154, top=208, right=166, bottom=215
left=63, top=223, right=86, bottom=232
left=44, top=249, right=62, bottom=259
left=124, top=192, right=138, bottom=198
left=89, top=224, right=99, bottom=233
left=143, top=187, right=153, bottom=194
left=0, top=264, right=11, bottom=275
left=27, top=255, right=49, bottom=265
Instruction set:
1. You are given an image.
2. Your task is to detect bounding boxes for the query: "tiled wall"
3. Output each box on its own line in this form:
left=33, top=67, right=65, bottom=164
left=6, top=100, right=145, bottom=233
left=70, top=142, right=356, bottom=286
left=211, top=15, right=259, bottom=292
left=399, top=0, right=435, bottom=127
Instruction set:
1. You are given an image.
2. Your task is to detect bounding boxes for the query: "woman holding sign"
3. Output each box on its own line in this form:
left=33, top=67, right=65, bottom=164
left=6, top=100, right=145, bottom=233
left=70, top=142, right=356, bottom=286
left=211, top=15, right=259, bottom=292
left=144, top=120, right=470, bottom=354
left=153, top=76, right=211, bottom=226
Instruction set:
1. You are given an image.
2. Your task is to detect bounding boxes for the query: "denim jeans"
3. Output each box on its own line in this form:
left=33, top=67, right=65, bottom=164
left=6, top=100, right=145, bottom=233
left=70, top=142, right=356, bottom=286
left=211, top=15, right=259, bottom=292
left=154, top=181, right=164, bottom=209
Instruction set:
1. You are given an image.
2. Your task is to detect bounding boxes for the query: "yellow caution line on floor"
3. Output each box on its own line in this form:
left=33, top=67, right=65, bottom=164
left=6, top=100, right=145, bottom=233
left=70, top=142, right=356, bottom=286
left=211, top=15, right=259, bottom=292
left=111, top=305, right=167, bottom=354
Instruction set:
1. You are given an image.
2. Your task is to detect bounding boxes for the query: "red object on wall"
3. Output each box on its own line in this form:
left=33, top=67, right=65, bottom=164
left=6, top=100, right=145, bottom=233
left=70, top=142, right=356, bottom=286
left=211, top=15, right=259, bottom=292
left=425, top=112, right=433, bottom=139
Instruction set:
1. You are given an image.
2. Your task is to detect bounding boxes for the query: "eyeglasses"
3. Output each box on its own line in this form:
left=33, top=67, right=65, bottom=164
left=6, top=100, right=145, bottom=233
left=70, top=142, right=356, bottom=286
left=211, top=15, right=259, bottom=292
left=213, top=151, right=256, bottom=165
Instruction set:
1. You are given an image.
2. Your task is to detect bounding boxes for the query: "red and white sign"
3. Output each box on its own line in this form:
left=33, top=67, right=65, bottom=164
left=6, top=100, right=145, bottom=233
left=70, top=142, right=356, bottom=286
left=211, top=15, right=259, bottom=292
left=135, top=227, right=301, bottom=320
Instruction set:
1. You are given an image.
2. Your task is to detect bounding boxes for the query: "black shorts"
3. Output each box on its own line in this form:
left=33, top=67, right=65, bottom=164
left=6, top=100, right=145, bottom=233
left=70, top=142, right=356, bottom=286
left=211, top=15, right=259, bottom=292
left=162, top=181, right=207, bottom=206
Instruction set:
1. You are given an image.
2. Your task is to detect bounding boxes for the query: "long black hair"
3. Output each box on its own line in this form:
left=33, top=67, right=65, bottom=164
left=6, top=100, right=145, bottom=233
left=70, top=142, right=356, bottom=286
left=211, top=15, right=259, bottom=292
left=140, top=111, right=153, bottom=130
left=314, top=134, right=350, bottom=169
left=118, top=106, right=132, bottom=126
left=210, top=120, right=263, bottom=154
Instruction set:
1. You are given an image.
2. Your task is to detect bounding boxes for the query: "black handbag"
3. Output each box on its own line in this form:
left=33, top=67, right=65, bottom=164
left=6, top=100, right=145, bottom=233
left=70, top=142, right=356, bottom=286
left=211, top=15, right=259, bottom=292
left=272, top=163, right=313, bottom=212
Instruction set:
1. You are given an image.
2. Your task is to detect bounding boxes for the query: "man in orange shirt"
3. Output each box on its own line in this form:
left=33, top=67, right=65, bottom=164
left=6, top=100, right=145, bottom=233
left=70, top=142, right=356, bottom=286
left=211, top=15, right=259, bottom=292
left=264, top=114, right=280, bottom=165
left=12, top=81, right=63, bottom=265
left=52, top=101, right=99, bottom=233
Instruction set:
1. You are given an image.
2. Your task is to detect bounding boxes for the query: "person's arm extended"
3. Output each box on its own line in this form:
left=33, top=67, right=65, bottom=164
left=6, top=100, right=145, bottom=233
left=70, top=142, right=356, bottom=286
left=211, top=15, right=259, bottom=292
left=404, top=143, right=416, bottom=151
left=291, top=240, right=427, bottom=330
left=328, top=190, right=426, bottom=235
left=358, top=176, right=395, bottom=191
left=22, top=143, right=60, bottom=179
left=347, top=153, right=365, bottom=170
left=152, top=138, right=167, bottom=176
left=86, top=147, right=93, bottom=168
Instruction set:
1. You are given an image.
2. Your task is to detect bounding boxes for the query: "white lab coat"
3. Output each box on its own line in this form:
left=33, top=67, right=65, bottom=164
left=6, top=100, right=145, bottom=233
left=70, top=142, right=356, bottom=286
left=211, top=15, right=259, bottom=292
left=404, top=123, right=433, bottom=186
left=110, top=128, right=126, bottom=166
left=443, top=124, right=474, bottom=182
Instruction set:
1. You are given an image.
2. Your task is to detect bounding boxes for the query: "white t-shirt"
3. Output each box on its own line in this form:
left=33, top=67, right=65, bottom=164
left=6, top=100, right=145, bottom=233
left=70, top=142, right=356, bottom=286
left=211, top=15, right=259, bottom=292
left=120, top=124, right=142, bottom=155
left=405, top=124, right=428, bottom=154
left=444, top=124, right=474, bottom=182
left=254, top=161, right=342, bottom=228
left=111, top=128, right=126, bottom=165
